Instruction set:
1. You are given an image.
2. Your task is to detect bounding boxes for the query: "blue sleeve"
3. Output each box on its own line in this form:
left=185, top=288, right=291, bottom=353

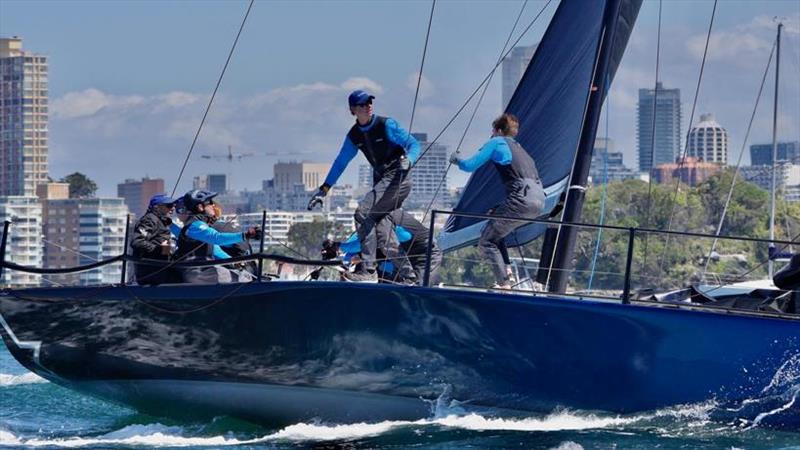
left=339, top=233, right=361, bottom=254
left=457, top=137, right=512, bottom=172
left=212, top=245, right=232, bottom=260
left=385, top=118, right=420, bottom=164
left=323, top=137, right=359, bottom=187
left=185, top=221, right=243, bottom=246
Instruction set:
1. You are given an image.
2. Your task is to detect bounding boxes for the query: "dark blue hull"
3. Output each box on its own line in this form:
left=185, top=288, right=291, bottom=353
left=1, top=282, right=798, bottom=425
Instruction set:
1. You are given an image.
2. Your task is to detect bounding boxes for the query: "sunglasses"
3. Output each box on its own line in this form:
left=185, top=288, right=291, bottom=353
left=355, top=100, right=373, bottom=107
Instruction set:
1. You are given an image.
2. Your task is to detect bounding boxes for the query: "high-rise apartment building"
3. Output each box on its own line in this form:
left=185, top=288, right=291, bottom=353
left=40, top=197, right=127, bottom=286
left=272, top=162, right=330, bottom=192
left=589, top=138, right=638, bottom=183
left=358, top=164, right=372, bottom=189
left=193, top=174, right=228, bottom=194
left=407, top=133, right=450, bottom=209
left=502, top=45, right=538, bottom=110
left=750, top=141, right=800, bottom=167
left=637, top=82, right=682, bottom=173
left=117, top=177, right=164, bottom=216
left=1, top=38, right=49, bottom=197
left=0, top=196, right=42, bottom=287
left=687, top=113, right=728, bottom=164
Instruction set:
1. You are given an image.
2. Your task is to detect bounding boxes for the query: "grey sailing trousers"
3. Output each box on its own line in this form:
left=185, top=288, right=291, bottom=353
left=355, top=167, right=412, bottom=271
left=479, top=178, right=545, bottom=285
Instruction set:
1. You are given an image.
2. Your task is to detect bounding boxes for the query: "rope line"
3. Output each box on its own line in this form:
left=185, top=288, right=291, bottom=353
left=657, top=0, right=718, bottom=274
left=640, top=0, right=662, bottom=268
left=408, top=0, right=436, bottom=133
left=702, top=38, right=776, bottom=277
left=170, top=0, right=255, bottom=197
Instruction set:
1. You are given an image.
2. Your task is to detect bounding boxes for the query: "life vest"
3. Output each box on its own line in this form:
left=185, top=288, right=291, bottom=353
left=174, top=214, right=214, bottom=261
left=347, top=116, right=405, bottom=177
left=493, top=137, right=541, bottom=194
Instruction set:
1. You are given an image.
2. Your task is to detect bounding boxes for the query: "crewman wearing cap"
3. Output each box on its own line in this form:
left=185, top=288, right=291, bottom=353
left=308, top=89, right=420, bottom=282
left=130, top=194, right=180, bottom=285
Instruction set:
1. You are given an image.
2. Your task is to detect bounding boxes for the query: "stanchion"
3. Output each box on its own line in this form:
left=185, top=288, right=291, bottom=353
left=257, top=210, right=267, bottom=282
left=120, top=214, right=131, bottom=285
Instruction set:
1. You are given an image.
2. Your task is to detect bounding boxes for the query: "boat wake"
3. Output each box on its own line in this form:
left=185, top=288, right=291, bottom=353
left=0, top=372, right=46, bottom=387
left=0, top=405, right=730, bottom=448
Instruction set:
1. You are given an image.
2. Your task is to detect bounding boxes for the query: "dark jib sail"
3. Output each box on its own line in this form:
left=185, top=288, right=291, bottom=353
left=439, top=0, right=642, bottom=251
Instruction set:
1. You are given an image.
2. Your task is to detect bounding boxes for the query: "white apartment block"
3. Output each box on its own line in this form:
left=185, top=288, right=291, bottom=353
left=688, top=113, right=728, bottom=165
left=0, top=196, right=42, bottom=287
left=76, top=198, right=128, bottom=285
left=1, top=38, right=49, bottom=197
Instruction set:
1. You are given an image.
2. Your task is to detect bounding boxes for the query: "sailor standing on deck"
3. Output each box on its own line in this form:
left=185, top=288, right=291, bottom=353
left=450, top=114, right=545, bottom=289
left=308, top=90, right=420, bottom=282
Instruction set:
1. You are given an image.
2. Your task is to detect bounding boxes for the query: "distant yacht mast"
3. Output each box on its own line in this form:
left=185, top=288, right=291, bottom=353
left=768, top=22, right=782, bottom=278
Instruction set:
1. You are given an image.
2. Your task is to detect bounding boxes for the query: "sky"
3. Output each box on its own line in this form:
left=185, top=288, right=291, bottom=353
left=1, top=0, right=799, bottom=197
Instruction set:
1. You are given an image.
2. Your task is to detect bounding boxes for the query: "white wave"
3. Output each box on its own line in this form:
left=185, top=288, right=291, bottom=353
left=0, top=372, right=47, bottom=386
left=550, top=442, right=584, bottom=450
left=0, top=430, right=22, bottom=446
left=0, top=409, right=649, bottom=448
left=266, top=420, right=411, bottom=442
left=0, top=403, right=742, bottom=448
left=433, top=412, right=634, bottom=431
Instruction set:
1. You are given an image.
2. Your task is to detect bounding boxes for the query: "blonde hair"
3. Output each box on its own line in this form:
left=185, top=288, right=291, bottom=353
left=492, top=113, right=519, bottom=137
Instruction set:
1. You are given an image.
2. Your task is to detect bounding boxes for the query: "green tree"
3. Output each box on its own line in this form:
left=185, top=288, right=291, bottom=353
left=59, top=172, right=97, bottom=198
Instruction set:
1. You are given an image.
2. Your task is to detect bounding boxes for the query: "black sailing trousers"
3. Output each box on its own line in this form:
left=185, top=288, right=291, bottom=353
left=479, top=178, right=545, bottom=285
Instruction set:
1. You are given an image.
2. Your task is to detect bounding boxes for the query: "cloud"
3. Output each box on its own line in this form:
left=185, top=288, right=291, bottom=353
left=341, top=77, right=384, bottom=95
left=405, top=72, right=435, bottom=100
left=685, top=15, right=797, bottom=64
left=48, top=78, right=389, bottom=195
left=50, top=88, right=144, bottom=119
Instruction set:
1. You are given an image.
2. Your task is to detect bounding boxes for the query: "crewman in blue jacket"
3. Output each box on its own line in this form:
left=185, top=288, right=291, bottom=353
left=450, top=114, right=545, bottom=289
left=308, top=90, right=420, bottom=282
left=174, top=190, right=261, bottom=284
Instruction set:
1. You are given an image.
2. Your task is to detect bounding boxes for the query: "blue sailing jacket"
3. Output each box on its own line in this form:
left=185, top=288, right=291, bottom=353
left=324, top=115, right=420, bottom=187
left=457, top=136, right=513, bottom=172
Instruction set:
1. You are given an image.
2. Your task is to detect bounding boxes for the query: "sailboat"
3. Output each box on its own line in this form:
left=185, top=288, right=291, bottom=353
left=1, top=0, right=798, bottom=428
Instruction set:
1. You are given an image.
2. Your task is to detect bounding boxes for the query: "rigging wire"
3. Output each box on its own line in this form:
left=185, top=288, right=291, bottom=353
left=419, top=0, right=530, bottom=225
left=408, top=0, right=436, bottom=133
left=587, top=79, right=611, bottom=291
left=383, top=0, right=533, bottom=283
left=656, top=0, right=718, bottom=275
left=383, top=0, right=436, bottom=276
left=701, top=38, right=776, bottom=278
left=170, top=0, right=255, bottom=197
left=408, top=0, right=553, bottom=170
left=640, top=0, right=662, bottom=269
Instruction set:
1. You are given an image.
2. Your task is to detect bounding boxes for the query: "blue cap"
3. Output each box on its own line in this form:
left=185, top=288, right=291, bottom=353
left=348, top=90, right=375, bottom=107
left=149, top=194, right=176, bottom=208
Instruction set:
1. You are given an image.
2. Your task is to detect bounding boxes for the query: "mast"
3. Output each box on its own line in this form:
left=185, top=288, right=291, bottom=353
left=768, top=22, right=782, bottom=278
left=546, top=0, right=624, bottom=293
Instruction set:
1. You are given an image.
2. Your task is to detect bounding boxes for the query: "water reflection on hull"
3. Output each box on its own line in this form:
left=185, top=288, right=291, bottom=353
left=1, top=282, right=798, bottom=425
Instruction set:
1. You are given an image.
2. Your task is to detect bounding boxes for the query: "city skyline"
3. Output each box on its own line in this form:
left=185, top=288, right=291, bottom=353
left=1, top=1, right=798, bottom=196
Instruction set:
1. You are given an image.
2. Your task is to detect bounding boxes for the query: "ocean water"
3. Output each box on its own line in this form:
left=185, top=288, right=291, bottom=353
left=2, top=343, right=799, bottom=450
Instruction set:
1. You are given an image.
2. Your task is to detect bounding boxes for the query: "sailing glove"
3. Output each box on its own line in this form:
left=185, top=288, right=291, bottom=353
left=449, top=153, right=460, bottom=165
left=307, top=184, right=331, bottom=211
left=399, top=155, right=411, bottom=171
left=243, top=226, right=262, bottom=240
